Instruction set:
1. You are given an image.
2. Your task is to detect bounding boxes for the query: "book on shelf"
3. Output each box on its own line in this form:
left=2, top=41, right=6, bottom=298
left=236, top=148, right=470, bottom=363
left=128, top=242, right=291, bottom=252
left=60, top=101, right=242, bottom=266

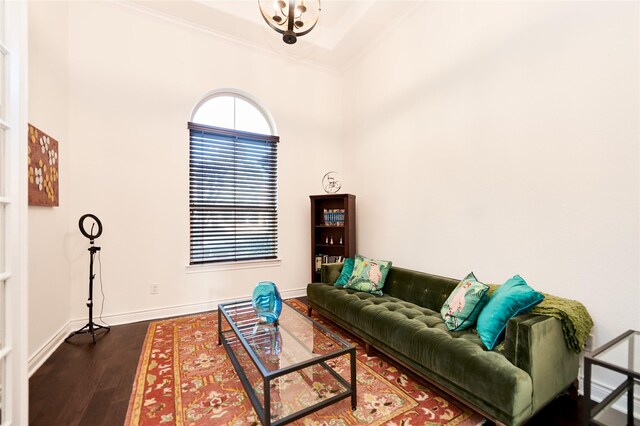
left=322, top=208, right=346, bottom=226
left=315, top=254, right=344, bottom=272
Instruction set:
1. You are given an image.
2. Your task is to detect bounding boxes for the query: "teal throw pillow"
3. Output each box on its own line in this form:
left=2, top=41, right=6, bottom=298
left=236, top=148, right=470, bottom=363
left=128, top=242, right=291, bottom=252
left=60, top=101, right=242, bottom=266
left=345, top=254, right=392, bottom=296
left=476, top=275, right=544, bottom=350
left=334, top=258, right=355, bottom=287
left=441, top=272, right=489, bottom=331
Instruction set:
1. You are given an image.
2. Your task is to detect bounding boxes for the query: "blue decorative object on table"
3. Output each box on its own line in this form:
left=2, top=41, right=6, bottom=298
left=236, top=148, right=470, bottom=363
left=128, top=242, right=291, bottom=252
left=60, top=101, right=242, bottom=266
left=251, top=323, right=282, bottom=361
left=251, top=281, right=282, bottom=323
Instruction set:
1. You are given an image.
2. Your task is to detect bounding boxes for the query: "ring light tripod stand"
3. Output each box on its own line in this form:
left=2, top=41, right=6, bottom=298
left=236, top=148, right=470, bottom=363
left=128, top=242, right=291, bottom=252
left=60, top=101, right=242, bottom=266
left=66, top=214, right=111, bottom=344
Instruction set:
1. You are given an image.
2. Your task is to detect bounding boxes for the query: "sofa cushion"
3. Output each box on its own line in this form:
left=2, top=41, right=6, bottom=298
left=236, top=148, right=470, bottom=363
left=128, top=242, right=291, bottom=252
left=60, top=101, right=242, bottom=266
left=403, top=332, right=533, bottom=422
left=441, top=272, right=489, bottom=331
left=345, top=254, right=392, bottom=295
left=382, top=267, right=460, bottom=312
left=477, top=275, right=544, bottom=350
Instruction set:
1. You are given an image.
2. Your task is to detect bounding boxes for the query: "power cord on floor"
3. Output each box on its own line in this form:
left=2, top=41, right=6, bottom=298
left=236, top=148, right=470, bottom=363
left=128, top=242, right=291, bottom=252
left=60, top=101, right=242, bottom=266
left=97, top=250, right=110, bottom=328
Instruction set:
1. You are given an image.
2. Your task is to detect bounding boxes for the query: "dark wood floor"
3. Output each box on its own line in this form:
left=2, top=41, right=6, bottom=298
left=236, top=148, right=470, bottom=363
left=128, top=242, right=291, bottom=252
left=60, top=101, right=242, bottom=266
left=29, top=320, right=150, bottom=426
left=29, top=301, right=586, bottom=426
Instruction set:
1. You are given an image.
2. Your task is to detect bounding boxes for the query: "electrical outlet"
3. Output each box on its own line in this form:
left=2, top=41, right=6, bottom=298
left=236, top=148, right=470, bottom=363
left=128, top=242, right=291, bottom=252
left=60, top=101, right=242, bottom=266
left=584, top=333, right=594, bottom=352
left=150, top=283, right=159, bottom=295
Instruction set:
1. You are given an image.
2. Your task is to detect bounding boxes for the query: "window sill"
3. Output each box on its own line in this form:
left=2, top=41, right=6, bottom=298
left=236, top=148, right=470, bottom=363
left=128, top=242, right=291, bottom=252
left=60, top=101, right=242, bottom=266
left=186, top=258, right=282, bottom=273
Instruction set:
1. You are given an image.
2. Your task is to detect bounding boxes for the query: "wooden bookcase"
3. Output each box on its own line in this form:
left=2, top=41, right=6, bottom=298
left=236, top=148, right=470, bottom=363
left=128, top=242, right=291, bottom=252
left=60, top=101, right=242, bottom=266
left=310, top=194, right=356, bottom=282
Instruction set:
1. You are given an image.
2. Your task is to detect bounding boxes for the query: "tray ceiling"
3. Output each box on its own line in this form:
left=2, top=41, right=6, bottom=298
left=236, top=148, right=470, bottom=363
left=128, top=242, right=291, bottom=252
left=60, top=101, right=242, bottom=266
left=125, top=0, right=421, bottom=72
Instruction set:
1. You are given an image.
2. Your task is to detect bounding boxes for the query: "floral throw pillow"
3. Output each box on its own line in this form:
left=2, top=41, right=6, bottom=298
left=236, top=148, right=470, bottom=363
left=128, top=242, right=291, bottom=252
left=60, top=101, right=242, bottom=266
left=441, top=272, right=490, bottom=331
left=345, top=254, right=392, bottom=296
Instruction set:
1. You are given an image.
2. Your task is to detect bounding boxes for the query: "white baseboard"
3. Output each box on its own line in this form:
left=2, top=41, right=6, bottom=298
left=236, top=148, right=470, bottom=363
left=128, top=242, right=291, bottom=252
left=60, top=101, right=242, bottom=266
left=70, top=287, right=308, bottom=328
left=588, top=379, right=640, bottom=419
left=580, top=370, right=640, bottom=420
left=28, top=287, right=308, bottom=376
left=28, top=322, right=71, bottom=377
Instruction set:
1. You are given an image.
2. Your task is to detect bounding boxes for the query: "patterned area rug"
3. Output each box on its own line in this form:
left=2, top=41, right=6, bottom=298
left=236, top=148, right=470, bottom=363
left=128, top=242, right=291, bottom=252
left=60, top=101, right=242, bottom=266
left=125, top=299, right=485, bottom=426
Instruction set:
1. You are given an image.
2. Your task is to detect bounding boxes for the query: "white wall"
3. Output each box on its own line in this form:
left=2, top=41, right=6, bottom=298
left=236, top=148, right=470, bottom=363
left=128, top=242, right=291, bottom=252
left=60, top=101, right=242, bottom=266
left=342, top=0, right=639, bottom=391
left=64, top=2, right=343, bottom=323
left=28, top=1, right=71, bottom=362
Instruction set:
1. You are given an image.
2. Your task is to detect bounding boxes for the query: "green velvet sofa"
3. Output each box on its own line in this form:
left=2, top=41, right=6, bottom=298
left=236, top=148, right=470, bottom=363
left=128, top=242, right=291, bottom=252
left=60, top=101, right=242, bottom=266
left=306, top=264, right=579, bottom=426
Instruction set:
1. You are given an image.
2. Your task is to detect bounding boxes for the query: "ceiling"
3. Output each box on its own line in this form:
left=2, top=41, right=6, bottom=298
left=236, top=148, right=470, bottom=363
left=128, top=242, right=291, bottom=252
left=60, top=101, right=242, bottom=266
left=125, top=0, right=421, bottom=72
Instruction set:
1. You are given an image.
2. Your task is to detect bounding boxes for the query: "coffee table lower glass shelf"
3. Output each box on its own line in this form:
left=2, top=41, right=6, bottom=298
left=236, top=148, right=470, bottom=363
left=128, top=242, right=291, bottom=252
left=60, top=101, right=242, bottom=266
left=584, top=330, right=640, bottom=426
left=218, top=299, right=357, bottom=426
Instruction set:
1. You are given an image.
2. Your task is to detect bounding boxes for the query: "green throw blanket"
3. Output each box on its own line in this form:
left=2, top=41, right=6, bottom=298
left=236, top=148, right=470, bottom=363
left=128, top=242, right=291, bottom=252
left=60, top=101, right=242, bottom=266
left=487, top=285, right=593, bottom=353
left=531, top=293, right=593, bottom=353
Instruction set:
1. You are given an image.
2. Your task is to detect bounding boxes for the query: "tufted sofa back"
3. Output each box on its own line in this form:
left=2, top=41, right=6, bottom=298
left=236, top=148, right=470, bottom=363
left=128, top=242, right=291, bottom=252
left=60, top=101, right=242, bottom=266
left=383, top=266, right=460, bottom=312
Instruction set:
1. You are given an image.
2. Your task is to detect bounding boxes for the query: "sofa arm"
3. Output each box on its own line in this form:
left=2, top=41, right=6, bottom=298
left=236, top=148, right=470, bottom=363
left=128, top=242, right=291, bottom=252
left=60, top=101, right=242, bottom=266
left=504, top=314, right=579, bottom=412
left=320, top=262, right=343, bottom=284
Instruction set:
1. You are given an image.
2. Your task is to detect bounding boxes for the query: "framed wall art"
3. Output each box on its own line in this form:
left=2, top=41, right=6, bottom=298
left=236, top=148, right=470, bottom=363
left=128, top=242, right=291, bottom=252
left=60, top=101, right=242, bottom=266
left=28, top=124, right=59, bottom=206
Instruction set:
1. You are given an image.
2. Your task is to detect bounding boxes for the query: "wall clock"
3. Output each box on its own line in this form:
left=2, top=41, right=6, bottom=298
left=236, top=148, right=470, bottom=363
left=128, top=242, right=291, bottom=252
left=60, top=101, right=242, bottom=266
left=322, top=171, right=342, bottom=193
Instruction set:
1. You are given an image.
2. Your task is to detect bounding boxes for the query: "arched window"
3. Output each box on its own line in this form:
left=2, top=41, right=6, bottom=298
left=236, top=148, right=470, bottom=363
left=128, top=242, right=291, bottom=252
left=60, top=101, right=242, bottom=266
left=188, top=90, right=279, bottom=264
left=192, top=92, right=276, bottom=135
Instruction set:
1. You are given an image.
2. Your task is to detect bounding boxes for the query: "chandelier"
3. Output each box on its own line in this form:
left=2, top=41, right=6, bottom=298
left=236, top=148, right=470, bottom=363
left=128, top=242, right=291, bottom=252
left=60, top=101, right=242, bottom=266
left=258, top=0, right=321, bottom=45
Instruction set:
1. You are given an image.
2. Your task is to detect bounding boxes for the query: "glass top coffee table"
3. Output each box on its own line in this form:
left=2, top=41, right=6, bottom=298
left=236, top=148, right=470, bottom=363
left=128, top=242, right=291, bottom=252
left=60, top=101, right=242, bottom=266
left=218, top=300, right=357, bottom=426
left=584, top=329, right=640, bottom=425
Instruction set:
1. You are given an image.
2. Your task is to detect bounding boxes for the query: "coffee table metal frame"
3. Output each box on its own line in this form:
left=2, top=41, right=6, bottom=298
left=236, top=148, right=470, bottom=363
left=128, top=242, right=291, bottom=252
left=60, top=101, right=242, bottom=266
left=218, top=299, right=357, bottom=426
left=583, top=329, right=640, bottom=426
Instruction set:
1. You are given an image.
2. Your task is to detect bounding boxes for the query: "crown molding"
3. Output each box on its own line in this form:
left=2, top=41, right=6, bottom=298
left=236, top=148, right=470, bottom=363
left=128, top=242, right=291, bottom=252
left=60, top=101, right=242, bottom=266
left=116, top=0, right=341, bottom=76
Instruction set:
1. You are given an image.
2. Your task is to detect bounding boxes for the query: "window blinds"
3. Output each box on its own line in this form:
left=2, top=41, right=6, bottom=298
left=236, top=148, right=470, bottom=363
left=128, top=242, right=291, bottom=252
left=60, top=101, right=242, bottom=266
left=188, top=122, right=279, bottom=264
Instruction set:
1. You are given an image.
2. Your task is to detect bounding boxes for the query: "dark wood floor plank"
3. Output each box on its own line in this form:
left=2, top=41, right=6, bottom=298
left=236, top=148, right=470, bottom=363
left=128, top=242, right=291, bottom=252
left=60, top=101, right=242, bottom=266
left=29, top=303, right=583, bottom=425
left=30, top=322, right=149, bottom=426
left=79, top=388, right=121, bottom=426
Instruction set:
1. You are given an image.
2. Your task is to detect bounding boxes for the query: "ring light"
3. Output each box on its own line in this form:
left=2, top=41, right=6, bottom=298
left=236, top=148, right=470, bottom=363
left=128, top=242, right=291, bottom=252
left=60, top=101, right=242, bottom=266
left=66, top=213, right=110, bottom=343
left=79, top=213, right=102, bottom=241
